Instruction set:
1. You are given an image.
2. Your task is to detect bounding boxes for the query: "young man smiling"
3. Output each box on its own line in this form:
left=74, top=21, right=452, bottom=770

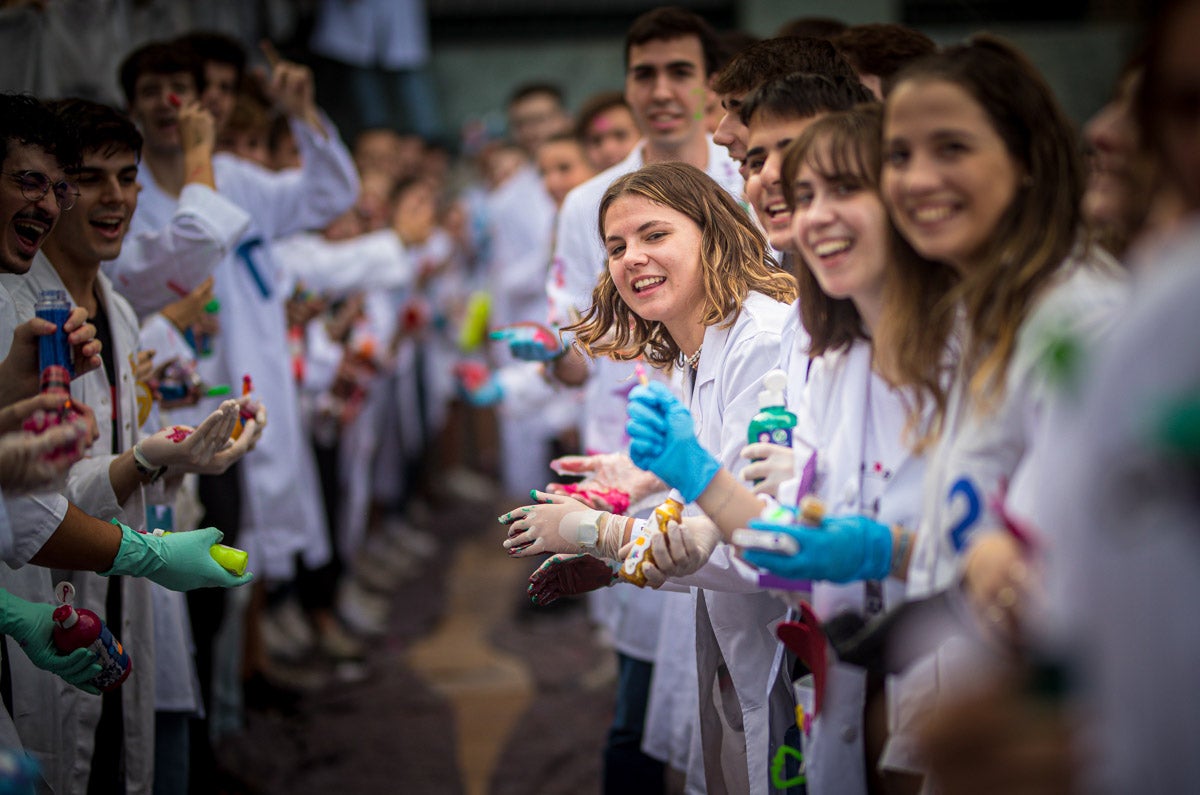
left=0, top=98, right=259, bottom=795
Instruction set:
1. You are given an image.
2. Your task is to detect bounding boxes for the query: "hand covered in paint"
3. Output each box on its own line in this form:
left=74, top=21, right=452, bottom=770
left=194, top=401, right=266, bottom=475
left=740, top=442, right=798, bottom=496
left=0, top=589, right=102, bottom=694
left=740, top=514, right=892, bottom=583
left=0, top=424, right=90, bottom=494
left=626, top=382, right=720, bottom=503
left=500, top=490, right=605, bottom=558
left=102, top=521, right=253, bottom=591
left=0, top=391, right=78, bottom=435
left=490, top=323, right=564, bottom=362
left=527, top=553, right=617, bottom=606
left=137, top=400, right=238, bottom=470
left=453, top=361, right=503, bottom=407
left=546, top=453, right=665, bottom=511
left=634, top=516, right=721, bottom=588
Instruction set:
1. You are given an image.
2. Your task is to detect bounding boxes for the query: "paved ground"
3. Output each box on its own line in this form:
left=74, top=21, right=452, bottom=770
left=217, top=497, right=617, bottom=795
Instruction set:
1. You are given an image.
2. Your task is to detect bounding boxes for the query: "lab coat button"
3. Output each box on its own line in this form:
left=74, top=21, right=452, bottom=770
left=841, top=726, right=857, bottom=743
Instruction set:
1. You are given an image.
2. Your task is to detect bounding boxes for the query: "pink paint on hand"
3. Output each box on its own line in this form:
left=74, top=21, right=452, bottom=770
left=166, top=426, right=193, bottom=443
left=558, top=483, right=631, bottom=515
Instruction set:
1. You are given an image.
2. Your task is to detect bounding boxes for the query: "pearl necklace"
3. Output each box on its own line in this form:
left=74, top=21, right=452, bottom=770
left=682, top=344, right=703, bottom=371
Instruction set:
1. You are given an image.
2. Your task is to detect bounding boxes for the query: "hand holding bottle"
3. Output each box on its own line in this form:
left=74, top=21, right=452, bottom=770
left=0, top=589, right=101, bottom=694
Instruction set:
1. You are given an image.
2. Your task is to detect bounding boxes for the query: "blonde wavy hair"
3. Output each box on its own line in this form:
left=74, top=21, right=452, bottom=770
left=566, top=161, right=797, bottom=371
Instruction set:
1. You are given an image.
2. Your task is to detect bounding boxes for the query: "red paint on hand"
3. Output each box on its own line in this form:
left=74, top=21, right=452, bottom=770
left=166, top=426, right=193, bottom=443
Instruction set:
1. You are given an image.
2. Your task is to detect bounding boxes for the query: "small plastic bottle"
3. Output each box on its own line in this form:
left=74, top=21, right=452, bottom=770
left=150, top=529, right=248, bottom=576
left=747, top=370, right=796, bottom=447
left=51, top=583, right=132, bottom=693
left=620, top=497, right=683, bottom=587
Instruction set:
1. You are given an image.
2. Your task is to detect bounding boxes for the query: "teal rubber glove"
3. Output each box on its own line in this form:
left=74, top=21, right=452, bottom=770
left=0, top=589, right=102, bottom=694
left=625, top=382, right=720, bottom=503
left=740, top=514, right=893, bottom=583
left=490, top=323, right=565, bottom=362
left=101, top=521, right=253, bottom=591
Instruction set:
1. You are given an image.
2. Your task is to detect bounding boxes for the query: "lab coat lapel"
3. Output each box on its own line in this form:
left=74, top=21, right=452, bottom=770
left=689, top=318, right=732, bottom=439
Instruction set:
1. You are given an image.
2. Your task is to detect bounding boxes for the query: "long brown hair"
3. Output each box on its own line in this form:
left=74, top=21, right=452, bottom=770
left=884, top=35, right=1087, bottom=411
left=782, top=105, right=958, bottom=448
left=566, top=161, right=797, bottom=371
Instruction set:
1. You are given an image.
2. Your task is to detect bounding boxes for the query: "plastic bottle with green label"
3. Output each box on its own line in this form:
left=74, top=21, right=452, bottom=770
left=747, top=370, right=796, bottom=484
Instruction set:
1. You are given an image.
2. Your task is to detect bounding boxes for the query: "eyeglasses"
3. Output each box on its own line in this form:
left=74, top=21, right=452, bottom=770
left=4, top=170, right=80, bottom=210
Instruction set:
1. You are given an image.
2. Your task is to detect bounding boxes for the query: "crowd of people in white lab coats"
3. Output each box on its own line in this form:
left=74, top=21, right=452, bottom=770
left=0, top=1, right=1196, bottom=794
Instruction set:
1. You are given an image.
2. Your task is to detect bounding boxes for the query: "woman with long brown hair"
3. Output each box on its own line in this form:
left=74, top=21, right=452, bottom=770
left=502, top=160, right=796, bottom=793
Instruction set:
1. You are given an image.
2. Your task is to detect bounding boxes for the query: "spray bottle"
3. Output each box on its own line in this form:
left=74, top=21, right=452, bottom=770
left=51, top=582, right=132, bottom=693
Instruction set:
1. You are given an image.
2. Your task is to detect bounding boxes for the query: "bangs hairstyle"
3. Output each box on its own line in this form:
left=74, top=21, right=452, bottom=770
left=887, top=34, right=1085, bottom=412
left=48, top=99, right=143, bottom=163
left=567, top=162, right=797, bottom=371
left=783, top=105, right=958, bottom=449
left=781, top=105, right=879, bottom=357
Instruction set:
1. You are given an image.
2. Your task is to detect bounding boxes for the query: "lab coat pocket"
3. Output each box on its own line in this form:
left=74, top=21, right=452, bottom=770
left=806, top=660, right=869, bottom=795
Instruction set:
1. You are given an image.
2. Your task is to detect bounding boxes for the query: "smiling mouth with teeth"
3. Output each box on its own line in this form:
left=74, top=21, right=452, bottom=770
left=813, top=239, right=851, bottom=257
left=913, top=205, right=954, bottom=224
left=12, top=220, right=46, bottom=246
left=633, top=276, right=665, bottom=292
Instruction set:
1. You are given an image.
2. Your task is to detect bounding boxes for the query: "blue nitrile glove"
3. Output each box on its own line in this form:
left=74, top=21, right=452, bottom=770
left=490, top=324, right=565, bottom=362
left=740, top=514, right=893, bottom=583
left=0, top=589, right=102, bottom=694
left=101, top=521, right=253, bottom=591
left=625, top=382, right=720, bottom=503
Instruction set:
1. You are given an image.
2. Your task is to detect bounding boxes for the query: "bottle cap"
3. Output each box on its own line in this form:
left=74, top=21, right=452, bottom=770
left=52, top=604, right=78, bottom=629
left=205, top=384, right=232, bottom=396
left=204, top=298, right=221, bottom=314
left=757, top=369, right=788, bottom=409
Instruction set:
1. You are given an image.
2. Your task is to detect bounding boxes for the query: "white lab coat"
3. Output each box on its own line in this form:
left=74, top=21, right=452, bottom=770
left=108, top=115, right=358, bottom=580
left=549, top=135, right=744, bottom=706
left=778, top=339, right=927, bottom=795
left=485, top=164, right=561, bottom=495
left=0, top=255, right=162, bottom=795
left=885, top=246, right=1127, bottom=775
left=1025, top=223, right=1200, bottom=793
left=668, top=291, right=793, bottom=794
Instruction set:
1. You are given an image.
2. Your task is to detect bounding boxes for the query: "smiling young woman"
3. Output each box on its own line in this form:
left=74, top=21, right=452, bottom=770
left=568, top=161, right=796, bottom=370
